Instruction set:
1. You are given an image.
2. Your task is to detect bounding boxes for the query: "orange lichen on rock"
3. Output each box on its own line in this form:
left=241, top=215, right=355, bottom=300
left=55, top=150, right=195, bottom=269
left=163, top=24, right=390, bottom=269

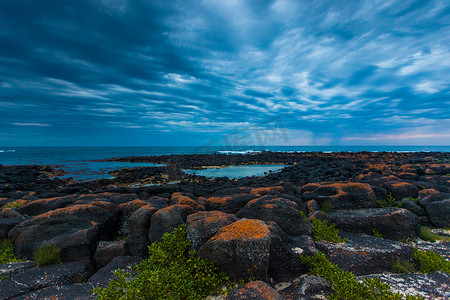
left=211, top=219, right=269, bottom=241
left=250, top=186, right=284, bottom=196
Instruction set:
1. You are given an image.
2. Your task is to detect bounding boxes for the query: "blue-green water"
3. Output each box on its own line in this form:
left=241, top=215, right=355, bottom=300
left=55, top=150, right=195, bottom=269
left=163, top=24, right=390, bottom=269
left=183, top=165, right=288, bottom=179
left=0, top=146, right=448, bottom=181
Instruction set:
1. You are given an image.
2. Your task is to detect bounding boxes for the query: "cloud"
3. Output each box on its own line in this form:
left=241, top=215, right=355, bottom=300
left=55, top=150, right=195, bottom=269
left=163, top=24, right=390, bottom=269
left=0, top=0, right=449, bottom=146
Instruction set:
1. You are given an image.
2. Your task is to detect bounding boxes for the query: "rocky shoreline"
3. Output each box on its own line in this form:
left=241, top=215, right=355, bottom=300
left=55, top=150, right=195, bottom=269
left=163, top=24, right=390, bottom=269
left=0, top=151, right=449, bottom=299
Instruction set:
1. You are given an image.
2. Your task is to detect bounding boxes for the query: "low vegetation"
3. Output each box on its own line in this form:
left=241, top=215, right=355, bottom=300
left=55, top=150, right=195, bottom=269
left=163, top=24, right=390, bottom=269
left=418, top=227, right=449, bottom=242
left=300, top=252, right=424, bottom=300
left=320, top=200, right=333, bottom=213
left=34, top=244, right=62, bottom=267
left=0, top=239, right=22, bottom=264
left=371, top=228, right=383, bottom=239
left=391, top=258, right=416, bottom=274
left=311, top=218, right=347, bottom=243
left=412, top=248, right=450, bottom=273
left=376, top=193, right=403, bottom=208
left=404, top=197, right=420, bottom=203
left=1, top=201, right=23, bottom=210
left=94, top=225, right=233, bottom=300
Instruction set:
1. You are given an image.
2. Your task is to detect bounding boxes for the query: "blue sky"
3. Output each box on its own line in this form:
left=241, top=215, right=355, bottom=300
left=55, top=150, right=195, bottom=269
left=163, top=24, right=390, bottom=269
left=1, top=0, right=449, bottom=146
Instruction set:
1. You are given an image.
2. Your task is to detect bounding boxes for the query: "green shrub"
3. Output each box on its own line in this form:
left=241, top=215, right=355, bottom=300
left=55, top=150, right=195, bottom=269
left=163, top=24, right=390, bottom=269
left=34, top=244, right=61, bottom=267
left=371, top=228, right=383, bottom=239
left=311, top=219, right=347, bottom=243
left=377, top=193, right=403, bottom=208
left=412, top=248, right=450, bottom=273
left=1, top=201, right=22, bottom=210
left=320, top=200, right=333, bottom=213
left=392, top=258, right=415, bottom=274
left=0, top=239, right=22, bottom=264
left=94, top=225, right=232, bottom=299
left=300, top=252, right=424, bottom=300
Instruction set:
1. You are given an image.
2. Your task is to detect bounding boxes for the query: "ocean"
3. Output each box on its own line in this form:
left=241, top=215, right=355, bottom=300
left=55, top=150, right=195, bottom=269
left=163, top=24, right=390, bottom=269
left=1, top=146, right=449, bottom=181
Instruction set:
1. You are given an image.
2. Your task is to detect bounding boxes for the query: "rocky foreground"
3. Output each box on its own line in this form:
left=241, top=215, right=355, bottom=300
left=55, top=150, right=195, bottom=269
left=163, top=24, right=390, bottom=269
left=0, top=151, right=449, bottom=299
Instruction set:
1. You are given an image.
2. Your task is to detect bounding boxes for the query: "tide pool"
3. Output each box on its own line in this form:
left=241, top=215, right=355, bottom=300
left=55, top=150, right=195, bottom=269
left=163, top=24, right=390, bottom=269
left=183, top=164, right=288, bottom=179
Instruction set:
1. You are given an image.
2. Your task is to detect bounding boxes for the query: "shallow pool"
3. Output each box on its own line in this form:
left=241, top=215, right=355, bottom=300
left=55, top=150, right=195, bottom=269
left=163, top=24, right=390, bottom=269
left=183, top=164, right=287, bottom=179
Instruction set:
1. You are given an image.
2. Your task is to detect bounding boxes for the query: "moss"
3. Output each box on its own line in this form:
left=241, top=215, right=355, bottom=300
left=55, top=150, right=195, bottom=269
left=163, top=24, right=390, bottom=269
left=34, top=244, right=62, bottom=267
left=412, top=248, right=450, bottom=273
left=392, top=258, right=415, bottom=274
left=311, top=219, right=347, bottom=243
left=94, top=225, right=234, bottom=299
left=300, top=252, right=424, bottom=300
left=371, top=228, right=383, bottom=239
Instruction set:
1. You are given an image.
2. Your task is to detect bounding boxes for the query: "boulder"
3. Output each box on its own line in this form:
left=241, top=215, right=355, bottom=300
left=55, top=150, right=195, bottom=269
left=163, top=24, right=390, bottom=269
left=225, top=281, right=283, bottom=300
left=237, top=195, right=311, bottom=236
left=419, top=189, right=449, bottom=206
left=74, top=192, right=137, bottom=205
left=88, top=256, right=141, bottom=288
left=170, top=192, right=205, bottom=210
left=380, top=182, right=420, bottom=200
left=358, top=271, right=450, bottom=300
left=205, top=194, right=257, bottom=213
left=93, top=241, right=128, bottom=269
left=198, top=219, right=271, bottom=281
left=306, top=200, right=321, bottom=214
left=399, top=199, right=426, bottom=216
left=0, top=260, right=93, bottom=299
left=0, top=208, right=25, bottom=239
left=148, top=204, right=195, bottom=243
left=117, top=199, right=149, bottom=236
left=9, top=204, right=117, bottom=262
left=250, top=186, right=284, bottom=196
left=326, top=207, right=420, bottom=240
left=186, top=211, right=237, bottom=250
left=426, top=199, right=450, bottom=228
left=127, top=206, right=157, bottom=256
left=302, top=182, right=377, bottom=209
left=16, top=195, right=76, bottom=216
left=0, top=261, right=37, bottom=278
left=279, top=275, right=332, bottom=300
left=315, top=232, right=413, bottom=275
left=147, top=196, right=169, bottom=210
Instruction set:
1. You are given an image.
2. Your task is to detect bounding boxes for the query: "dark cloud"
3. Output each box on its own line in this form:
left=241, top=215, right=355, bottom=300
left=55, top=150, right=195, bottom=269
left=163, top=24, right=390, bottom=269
left=0, top=0, right=449, bottom=146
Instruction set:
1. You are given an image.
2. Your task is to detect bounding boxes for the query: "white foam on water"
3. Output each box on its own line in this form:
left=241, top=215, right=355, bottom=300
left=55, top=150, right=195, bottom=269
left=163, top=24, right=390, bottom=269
left=217, top=150, right=262, bottom=154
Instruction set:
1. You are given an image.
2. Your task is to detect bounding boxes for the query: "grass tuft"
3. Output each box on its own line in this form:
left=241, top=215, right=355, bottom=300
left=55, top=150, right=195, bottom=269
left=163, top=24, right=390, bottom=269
left=34, top=244, right=62, bottom=267
left=0, top=239, right=23, bottom=264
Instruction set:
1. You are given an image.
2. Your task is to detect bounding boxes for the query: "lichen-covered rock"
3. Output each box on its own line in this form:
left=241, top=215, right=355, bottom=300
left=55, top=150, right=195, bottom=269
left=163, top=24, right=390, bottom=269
left=302, top=182, right=377, bottom=209
left=148, top=204, right=195, bottom=243
left=9, top=204, right=117, bottom=262
left=206, top=193, right=257, bottom=213
left=358, top=271, right=450, bottom=300
left=279, top=275, right=332, bottom=300
left=250, top=186, right=284, bottom=196
left=380, top=182, right=420, bottom=200
left=170, top=192, right=205, bottom=210
left=326, top=207, right=420, bottom=240
left=117, top=199, right=150, bottom=236
left=186, top=211, right=237, bottom=250
left=225, top=280, right=283, bottom=300
left=315, top=232, right=413, bottom=275
left=16, top=195, right=76, bottom=216
left=0, top=208, right=25, bottom=239
left=74, top=192, right=138, bottom=205
left=197, top=219, right=271, bottom=281
left=17, top=282, right=97, bottom=300
left=426, top=199, right=450, bottom=228
left=0, top=261, right=37, bottom=278
left=237, top=195, right=311, bottom=236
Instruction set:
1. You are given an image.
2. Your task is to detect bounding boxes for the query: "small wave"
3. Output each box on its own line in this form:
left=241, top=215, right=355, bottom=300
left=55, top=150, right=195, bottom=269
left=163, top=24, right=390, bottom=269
left=0, top=149, right=15, bottom=153
left=217, top=150, right=262, bottom=155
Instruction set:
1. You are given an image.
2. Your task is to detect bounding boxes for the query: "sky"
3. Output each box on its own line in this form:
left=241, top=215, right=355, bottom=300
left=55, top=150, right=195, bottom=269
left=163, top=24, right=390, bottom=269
left=1, top=0, right=449, bottom=147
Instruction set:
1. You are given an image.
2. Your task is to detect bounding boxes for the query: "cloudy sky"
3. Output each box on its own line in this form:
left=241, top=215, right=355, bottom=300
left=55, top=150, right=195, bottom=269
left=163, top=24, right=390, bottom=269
left=1, top=0, right=449, bottom=146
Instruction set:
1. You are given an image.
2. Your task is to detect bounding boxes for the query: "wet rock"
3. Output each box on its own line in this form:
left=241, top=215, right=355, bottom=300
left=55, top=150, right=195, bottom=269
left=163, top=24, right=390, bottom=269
left=93, top=241, right=128, bottom=269
left=127, top=205, right=157, bottom=256
left=88, top=256, right=141, bottom=287
left=381, top=182, right=420, bottom=200
left=237, top=195, right=311, bottom=236
left=302, top=182, right=377, bottom=209
left=359, top=271, right=450, bottom=300
left=148, top=204, right=195, bottom=243
left=226, top=281, right=283, bottom=300
left=426, top=199, right=450, bottom=228
left=16, top=195, right=76, bottom=216
left=9, top=204, right=117, bottom=262
left=198, top=219, right=271, bottom=281
left=0, top=260, right=93, bottom=299
left=279, top=275, right=332, bottom=300
left=326, top=207, right=420, bottom=240
left=315, top=232, right=413, bottom=275
left=206, top=194, right=257, bottom=213
left=186, top=211, right=237, bottom=250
